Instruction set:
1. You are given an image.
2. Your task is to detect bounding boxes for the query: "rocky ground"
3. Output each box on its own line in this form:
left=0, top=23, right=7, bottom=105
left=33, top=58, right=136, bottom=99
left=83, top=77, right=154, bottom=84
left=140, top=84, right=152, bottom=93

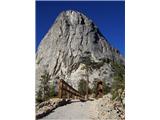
left=37, top=99, right=98, bottom=120
left=36, top=94, right=125, bottom=120
left=96, top=94, right=125, bottom=120
left=36, top=98, right=69, bottom=119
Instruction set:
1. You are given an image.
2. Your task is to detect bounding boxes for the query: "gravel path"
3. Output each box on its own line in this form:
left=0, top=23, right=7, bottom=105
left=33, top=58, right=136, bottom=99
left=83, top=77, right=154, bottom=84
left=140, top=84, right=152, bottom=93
left=38, top=99, right=98, bottom=120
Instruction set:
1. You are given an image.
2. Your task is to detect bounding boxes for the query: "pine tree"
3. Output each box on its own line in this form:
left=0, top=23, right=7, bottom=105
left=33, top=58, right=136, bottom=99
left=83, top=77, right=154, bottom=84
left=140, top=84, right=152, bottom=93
left=37, top=70, right=51, bottom=102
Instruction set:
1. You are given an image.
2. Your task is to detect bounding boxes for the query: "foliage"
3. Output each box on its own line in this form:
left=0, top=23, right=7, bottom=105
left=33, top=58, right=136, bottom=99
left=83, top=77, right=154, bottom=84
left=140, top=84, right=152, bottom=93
left=104, top=82, right=111, bottom=94
left=111, top=61, right=125, bottom=81
left=88, top=86, right=92, bottom=95
left=110, top=61, right=125, bottom=102
left=36, top=70, right=51, bottom=103
left=49, top=81, right=55, bottom=97
left=36, top=89, right=43, bottom=103
left=78, top=79, right=90, bottom=96
left=92, top=80, right=97, bottom=95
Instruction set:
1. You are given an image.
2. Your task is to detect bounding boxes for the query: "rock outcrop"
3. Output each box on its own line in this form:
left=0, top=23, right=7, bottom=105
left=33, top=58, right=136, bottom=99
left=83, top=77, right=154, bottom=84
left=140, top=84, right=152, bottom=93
left=36, top=10, right=124, bottom=90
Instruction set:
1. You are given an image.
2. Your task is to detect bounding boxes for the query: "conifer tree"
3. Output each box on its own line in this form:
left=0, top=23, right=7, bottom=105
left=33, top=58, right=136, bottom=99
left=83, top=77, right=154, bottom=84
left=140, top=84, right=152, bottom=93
left=37, top=70, right=51, bottom=102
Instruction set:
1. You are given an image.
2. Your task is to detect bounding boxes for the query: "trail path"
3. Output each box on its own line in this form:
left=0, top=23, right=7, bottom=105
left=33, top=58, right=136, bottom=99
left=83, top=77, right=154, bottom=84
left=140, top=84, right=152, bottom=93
left=39, top=99, right=98, bottom=120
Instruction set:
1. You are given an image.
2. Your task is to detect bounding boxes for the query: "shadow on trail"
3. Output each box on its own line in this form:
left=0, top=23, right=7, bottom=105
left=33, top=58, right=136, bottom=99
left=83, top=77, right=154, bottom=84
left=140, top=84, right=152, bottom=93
left=65, top=99, right=86, bottom=105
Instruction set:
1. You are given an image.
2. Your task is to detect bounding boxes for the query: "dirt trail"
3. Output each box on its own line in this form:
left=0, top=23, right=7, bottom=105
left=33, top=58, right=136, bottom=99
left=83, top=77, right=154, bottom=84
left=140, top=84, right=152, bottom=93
left=39, top=99, right=98, bottom=120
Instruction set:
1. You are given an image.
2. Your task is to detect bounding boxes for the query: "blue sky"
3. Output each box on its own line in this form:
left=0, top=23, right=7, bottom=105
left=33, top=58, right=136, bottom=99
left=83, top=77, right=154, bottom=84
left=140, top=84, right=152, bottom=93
left=36, top=1, right=125, bottom=56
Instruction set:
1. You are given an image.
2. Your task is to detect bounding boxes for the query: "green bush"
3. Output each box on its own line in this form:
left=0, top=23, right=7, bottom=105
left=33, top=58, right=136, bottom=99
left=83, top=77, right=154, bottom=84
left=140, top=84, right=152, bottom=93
left=78, top=79, right=88, bottom=96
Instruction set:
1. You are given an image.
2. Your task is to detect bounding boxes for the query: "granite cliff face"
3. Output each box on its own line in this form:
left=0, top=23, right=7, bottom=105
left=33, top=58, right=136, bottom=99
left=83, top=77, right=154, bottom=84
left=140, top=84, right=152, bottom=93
left=36, top=10, right=124, bottom=90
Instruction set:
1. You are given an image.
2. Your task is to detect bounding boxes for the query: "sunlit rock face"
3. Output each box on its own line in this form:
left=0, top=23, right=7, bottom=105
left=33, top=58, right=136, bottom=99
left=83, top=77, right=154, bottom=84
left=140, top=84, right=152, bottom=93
left=36, top=10, right=124, bottom=90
